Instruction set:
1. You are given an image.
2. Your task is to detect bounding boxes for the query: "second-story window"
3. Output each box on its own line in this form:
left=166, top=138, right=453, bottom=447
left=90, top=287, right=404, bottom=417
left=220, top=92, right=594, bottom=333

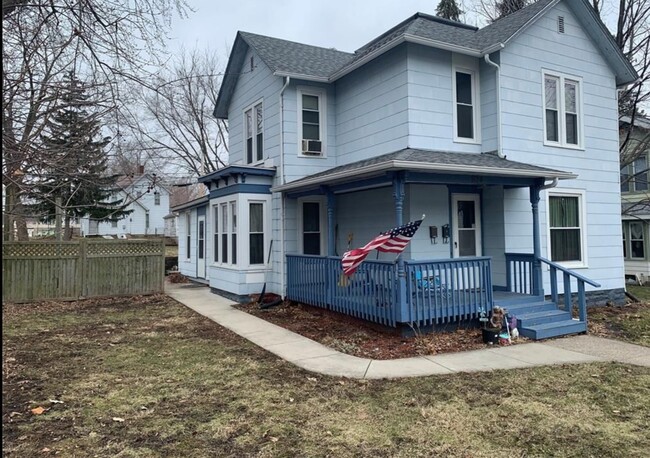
left=154, top=191, right=160, bottom=205
left=298, top=88, right=326, bottom=156
left=454, top=71, right=475, bottom=140
left=244, top=101, right=263, bottom=164
left=543, top=72, right=582, bottom=148
left=621, top=154, right=648, bottom=193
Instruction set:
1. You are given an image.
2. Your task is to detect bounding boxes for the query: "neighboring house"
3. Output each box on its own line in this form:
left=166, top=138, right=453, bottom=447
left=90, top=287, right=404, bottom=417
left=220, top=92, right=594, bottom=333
left=620, top=115, right=650, bottom=284
left=163, top=212, right=178, bottom=237
left=80, top=172, right=171, bottom=237
left=173, top=0, right=637, bottom=340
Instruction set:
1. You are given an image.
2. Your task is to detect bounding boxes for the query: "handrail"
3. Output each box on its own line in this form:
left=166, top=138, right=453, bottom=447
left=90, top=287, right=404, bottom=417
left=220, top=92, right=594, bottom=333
left=537, top=256, right=601, bottom=288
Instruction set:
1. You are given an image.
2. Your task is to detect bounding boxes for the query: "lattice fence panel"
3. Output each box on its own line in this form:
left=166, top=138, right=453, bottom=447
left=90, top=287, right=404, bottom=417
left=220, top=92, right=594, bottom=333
left=86, top=240, right=165, bottom=257
left=3, top=242, right=79, bottom=258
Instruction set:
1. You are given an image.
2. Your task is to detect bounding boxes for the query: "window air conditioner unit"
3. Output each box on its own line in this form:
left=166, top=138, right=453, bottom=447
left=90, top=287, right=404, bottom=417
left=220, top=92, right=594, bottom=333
left=302, top=139, right=322, bottom=155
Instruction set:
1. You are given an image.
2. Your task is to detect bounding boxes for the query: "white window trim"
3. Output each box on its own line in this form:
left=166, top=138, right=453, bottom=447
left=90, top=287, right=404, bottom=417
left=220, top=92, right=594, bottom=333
left=212, top=204, right=219, bottom=265
left=297, top=86, right=327, bottom=158
left=452, top=63, right=481, bottom=144
left=243, top=98, right=264, bottom=165
left=185, top=212, right=191, bottom=261
left=248, top=200, right=267, bottom=267
left=297, top=197, right=327, bottom=255
left=628, top=221, right=646, bottom=260
left=209, top=194, right=272, bottom=270
left=545, top=189, right=588, bottom=269
left=542, top=70, right=584, bottom=150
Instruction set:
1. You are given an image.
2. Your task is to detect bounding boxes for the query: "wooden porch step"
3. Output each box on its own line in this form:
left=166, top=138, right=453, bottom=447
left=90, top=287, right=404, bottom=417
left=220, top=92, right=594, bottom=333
left=516, top=309, right=572, bottom=327
left=519, top=319, right=587, bottom=340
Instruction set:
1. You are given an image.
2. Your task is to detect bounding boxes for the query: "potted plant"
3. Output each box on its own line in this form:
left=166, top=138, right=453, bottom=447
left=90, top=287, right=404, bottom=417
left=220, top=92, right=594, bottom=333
left=481, top=306, right=504, bottom=344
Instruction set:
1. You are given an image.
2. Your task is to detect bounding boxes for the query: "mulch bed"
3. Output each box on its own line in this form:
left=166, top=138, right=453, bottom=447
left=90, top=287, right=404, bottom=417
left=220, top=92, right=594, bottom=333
left=236, top=299, right=528, bottom=360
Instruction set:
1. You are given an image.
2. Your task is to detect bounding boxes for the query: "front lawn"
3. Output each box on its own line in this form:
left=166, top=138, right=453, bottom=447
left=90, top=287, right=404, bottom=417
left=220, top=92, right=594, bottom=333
left=3, top=295, right=649, bottom=457
left=587, top=287, right=650, bottom=347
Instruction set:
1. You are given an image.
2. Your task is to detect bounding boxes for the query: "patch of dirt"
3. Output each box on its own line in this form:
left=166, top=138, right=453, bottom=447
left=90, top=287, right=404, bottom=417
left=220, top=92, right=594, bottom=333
left=235, top=300, right=527, bottom=359
left=587, top=301, right=649, bottom=341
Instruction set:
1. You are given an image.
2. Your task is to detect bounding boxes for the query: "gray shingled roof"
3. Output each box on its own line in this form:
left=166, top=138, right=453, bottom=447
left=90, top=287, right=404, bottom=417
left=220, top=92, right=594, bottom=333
left=239, top=32, right=354, bottom=79
left=274, top=148, right=576, bottom=192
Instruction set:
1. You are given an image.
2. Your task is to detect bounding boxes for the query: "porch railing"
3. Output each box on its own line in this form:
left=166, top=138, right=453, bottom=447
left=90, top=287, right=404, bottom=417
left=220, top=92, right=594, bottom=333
left=405, top=257, right=493, bottom=325
left=505, top=252, right=601, bottom=323
left=539, top=256, right=601, bottom=323
left=505, top=252, right=535, bottom=295
left=286, top=255, right=398, bottom=326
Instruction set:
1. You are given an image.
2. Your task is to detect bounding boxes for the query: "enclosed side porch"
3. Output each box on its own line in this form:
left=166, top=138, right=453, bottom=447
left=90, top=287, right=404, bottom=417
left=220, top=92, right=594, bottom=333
left=275, top=149, right=591, bottom=336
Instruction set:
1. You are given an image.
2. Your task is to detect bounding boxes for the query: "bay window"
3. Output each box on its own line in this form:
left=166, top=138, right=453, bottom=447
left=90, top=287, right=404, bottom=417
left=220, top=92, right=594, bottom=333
left=249, top=203, right=264, bottom=264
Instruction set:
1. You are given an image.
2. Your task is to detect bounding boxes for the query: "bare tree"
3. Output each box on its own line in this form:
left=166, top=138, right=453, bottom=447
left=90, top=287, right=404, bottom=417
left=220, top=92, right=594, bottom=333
left=122, top=47, right=229, bottom=178
left=2, top=0, right=188, bottom=241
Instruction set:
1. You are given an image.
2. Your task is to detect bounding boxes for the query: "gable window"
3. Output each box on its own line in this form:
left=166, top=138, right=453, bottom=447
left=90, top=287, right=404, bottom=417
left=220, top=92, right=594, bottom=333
left=629, top=222, right=646, bottom=259
left=298, top=88, right=326, bottom=156
left=249, top=203, right=264, bottom=264
left=621, top=154, right=648, bottom=193
left=244, top=101, right=263, bottom=164
left=543, top=72, right=582, bottom=148
left=547, top=191, right=586, bottom=266
left=154, top=191, right=160, bottom=205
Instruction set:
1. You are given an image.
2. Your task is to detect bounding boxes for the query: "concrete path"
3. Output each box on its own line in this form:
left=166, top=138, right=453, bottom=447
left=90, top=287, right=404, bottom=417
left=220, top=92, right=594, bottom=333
left=165, top=283, right=650, bottom=379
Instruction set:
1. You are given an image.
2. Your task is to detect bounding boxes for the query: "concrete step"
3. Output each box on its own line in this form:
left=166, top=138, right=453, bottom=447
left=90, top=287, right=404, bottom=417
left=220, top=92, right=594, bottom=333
left=519, top=319, right=587, bottom=340
left=516, top=309, right=572, bottom=327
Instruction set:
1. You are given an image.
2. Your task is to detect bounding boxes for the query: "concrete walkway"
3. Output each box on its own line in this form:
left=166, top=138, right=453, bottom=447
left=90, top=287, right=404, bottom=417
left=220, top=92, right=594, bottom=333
left=166, top=283, right=650, bottom=379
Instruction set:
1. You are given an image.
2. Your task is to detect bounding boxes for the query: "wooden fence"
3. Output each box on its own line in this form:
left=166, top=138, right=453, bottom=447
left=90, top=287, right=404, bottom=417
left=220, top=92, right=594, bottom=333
left=2, top=239, right=165, bottom=303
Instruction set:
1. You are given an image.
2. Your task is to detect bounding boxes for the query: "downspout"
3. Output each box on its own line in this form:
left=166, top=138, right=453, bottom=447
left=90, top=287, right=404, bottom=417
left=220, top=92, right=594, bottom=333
left=484, top=49, right=505, bottom=159
left=279, top=77, right=290, bottom=298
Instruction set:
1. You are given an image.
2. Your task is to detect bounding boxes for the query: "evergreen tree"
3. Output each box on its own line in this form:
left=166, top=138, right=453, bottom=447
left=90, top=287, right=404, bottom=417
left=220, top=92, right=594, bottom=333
left=26, top=73, right=131, bottom=239
left=436, top=0, right=464, bottom=21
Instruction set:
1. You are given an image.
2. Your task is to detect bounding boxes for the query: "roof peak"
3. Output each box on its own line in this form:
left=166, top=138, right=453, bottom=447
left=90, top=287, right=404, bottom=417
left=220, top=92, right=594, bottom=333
left=238, top=30, right=352, bottom=55
left=413, top=12, right=479, bottom=31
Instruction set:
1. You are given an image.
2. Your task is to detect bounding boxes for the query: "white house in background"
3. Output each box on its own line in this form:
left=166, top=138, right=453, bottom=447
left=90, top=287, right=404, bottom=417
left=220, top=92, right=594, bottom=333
left=620, top=115, right=650, bottom=284
left=173, top=0, right=637, bottom=340
left=164, top=212, right=178, bottom=237
left=80, top=173, right=170, bottom=237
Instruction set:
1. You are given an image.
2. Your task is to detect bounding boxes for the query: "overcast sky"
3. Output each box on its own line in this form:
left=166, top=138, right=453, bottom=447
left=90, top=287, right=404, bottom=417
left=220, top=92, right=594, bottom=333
left=168, top=0, right=472, bottom=58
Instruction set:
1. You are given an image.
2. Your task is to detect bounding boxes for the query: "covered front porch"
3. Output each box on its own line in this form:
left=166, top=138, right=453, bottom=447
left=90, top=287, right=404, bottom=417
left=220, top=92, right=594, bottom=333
left=276, top=149, right=597, bottom=338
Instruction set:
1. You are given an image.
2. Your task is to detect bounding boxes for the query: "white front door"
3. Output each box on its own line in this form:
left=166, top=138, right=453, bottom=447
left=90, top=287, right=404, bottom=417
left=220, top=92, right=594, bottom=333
left=197, top=215, right=206, bottom=278
left=452, top=194, right=482, bottom=258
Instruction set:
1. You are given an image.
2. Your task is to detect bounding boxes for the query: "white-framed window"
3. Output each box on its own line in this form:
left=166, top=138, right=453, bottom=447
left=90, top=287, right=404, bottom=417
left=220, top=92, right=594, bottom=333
left=298, top=198, right=326, bottom=255
left=221, top=203, right=228, bottom=263
left=244, top=100, right=263, bottom=164
left=185, top=212, right=191, bottom=260
left=621, top=154, right=648, bottom=193
left=297, top=87, right=326, bottom=157
left=111, top=220, right=118, bottom=228
left=452, top=69, right=479, bottom=142
left=213, top=205, right=219, bottom=263
left=249, top=202, right=265, bottom=265
left=154, top=191, right=161, bottom=205
left=629, top=221, right=646, bottom=259
left=543, top=71, right=583, bottom=148
left=230, top=201, right=237, bottom=265
left=546, top=190, right=587, bottom=267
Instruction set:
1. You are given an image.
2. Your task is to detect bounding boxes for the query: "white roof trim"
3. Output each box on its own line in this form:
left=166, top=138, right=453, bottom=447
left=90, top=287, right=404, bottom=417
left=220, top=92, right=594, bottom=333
left=272, top=160, right=577, bottom=192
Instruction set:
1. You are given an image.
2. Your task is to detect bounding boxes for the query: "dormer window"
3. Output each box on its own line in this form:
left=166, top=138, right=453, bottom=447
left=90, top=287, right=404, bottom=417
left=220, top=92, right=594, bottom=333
left=244, top=101, right=263, bottom=164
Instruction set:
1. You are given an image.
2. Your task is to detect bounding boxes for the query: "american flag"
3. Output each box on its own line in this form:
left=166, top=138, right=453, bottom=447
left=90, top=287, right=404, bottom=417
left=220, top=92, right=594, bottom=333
left=341, top=219, right=423, bottom=276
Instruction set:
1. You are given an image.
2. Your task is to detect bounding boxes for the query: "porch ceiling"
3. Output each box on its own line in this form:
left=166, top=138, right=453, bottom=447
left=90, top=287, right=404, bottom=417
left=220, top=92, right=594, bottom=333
left=273, top=148, right=577, bottom=194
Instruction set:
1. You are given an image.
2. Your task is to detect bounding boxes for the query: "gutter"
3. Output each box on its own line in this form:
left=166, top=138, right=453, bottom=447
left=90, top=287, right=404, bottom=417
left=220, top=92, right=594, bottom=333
left=484, top=49, right=505, bottom=158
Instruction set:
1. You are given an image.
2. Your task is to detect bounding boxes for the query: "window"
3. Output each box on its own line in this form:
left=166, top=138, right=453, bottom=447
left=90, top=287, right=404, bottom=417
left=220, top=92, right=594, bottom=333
left=298, top=88, right=326, bottom=156
left=543, top=72, right=582, bottom=148
left=630, top=222, right=646, bottom=259
left=145, top=212, right=150, bottom=229
left=244, top=101, right=263, bottom=164
left=548, top=192, right=586, bottom=265
left=198, top=218, right=205, bottom=260
left=154, top=191, right=160, bottom=205
left=250, top=203, right=264, bottom=264
left=221, top=204, right=228, bottom=263
left=111, top=220, right=118, bottom=228
left=230, top=201, right=237, bottom=265
left=302, top=202, right=322, bottom=255
left=454, top=71, right=475, bottom=140
left=213, top=205, right=219, bottom=262
left=186, top=213, right=191, bottom=259
left=621, top=154, right=648, bottom=193
left=623, top=224, right=627, bottom=258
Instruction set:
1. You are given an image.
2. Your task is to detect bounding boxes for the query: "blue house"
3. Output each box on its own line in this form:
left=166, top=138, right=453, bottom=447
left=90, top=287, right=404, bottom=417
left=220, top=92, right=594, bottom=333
left=173, top=0, right=637, bottom=339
